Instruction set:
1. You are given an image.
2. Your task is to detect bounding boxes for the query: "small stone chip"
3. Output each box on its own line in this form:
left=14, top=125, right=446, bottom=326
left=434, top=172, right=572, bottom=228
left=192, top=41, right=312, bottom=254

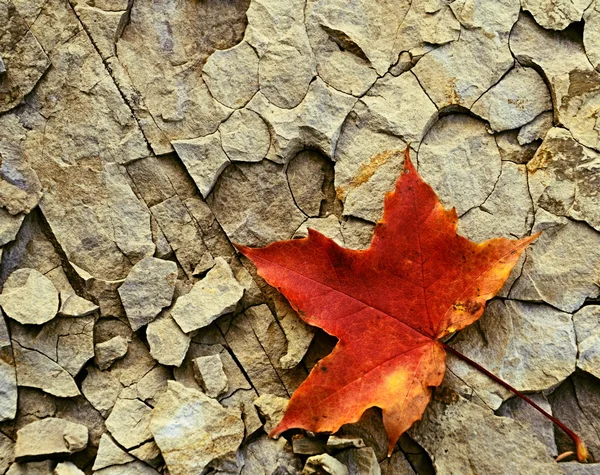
left=303, top=453, right=349, bottom=475
left=14, top=418, right=88, bottom=461
left=95, top=336, right=130, bottom=370
left=171, top=257, right=244, bottom=333
left=0, top=269, right=59, bottom=325
left=192, top=354, right=228, bottom=398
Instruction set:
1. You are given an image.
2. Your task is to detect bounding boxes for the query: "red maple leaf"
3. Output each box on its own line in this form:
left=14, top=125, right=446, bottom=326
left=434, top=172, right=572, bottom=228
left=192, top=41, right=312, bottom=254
left=235, top=148, right=537, bottom=454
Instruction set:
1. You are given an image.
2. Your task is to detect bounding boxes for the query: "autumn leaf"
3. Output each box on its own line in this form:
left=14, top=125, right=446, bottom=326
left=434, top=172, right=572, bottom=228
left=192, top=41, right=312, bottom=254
left=235, top=148, right=538, bottom=455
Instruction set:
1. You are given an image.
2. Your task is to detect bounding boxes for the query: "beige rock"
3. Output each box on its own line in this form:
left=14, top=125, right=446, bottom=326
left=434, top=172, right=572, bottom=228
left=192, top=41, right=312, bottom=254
left=294, top=215, right=345, bottom=246
left=136, top=365, right=169, bottom=406
left=0, top=209, right=25, bottom=247
left=246, top=79, right=357, bottom=163
left=584, top=0, right=600, bottom=71
left=495, top=129, right=541, bottom=164
left=207, top=160, right=306, bottom=247
left=0, top=142, right=43, bottom=215
left=105, top=397, right=153, bottom=450
left=510, top=13, right=599, bottom=151
left=522, top=0, right=592, bottom=30
left=150, top=196, right=212, bottom=279
left=418, top=114, right=502, bottom=216
left=0, top=311, right=17, bottom=422
left=93, top=461, right=159, bottom=475
left=93, top=434, right=135, bottom=471
left=128, top=440, right=161, bottom=468
left=146, top=314, right=191, bottom=367
left=81, top=366, right=121, bottom=417
left=410, top=395, right=562, bottom=474
left=527, top=127, right=600, bottom=232
left=458, top=161, right=534, bottom=242
left=150, top=381, right=244, bottom=475
left=380, top=450, right=416, bottom=475
left=334, top=71, right=437, bottom=222
left=497, top=393, right=558, bottom=456
left=303, top=453, right=349, bottom=475
left=172, top=133, right=231, bottom=198
left=115, top=0, right=246, bottom=143
left=72, top=4, right=129, bottom=60
left=304, top=0, right=379, bottom=96
left=202, top=41, right=259, bottom=109
left=118, top=257, right=177, bottom=331
left=574, top=306, right=600, bottom=379
left=15, top=418, right=88, bottom=460
left=326, top=436, right=366, bottom=451
left=95, top=336, right=130, bottom=370
left=447, top=299, right=576, bottom=409
left=192, top=354, right=228, bottom=398
left=254, top=393, right=288, bottom=433
left=0, top=431, right=14, bottom=474
left=413, top=28, right=515, bottom=109
left=287, top=151, right=328, bottom=217
left=259, top=41, right=316, bottom=109
left=273, top=297, right=316, bottom=370
left=171, top=257, right=244, bottom=333
left=53, top=462, right=84, bottom=475
left=59, top=294, right=99, bottom=318
left=518, top=111, right=554, bottom=145
left=6, top=461, right=54, bottom=475
left=0, top=269, right=58, bottom=325
left=471, top=66, right=552, bottom=132
left=0, top=4, right=49, bottom=113
left=13, top=341, right=80, bottom=397
left=219, top=109, right=270, bottom=163
left=335, top=448, right=380, bottom=475
left=240, top=436, right=302, bottom=474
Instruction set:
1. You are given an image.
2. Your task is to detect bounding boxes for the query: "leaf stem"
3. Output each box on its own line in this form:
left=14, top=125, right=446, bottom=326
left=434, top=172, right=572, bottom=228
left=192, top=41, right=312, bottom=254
left=440, top=341, right=590, bottom=463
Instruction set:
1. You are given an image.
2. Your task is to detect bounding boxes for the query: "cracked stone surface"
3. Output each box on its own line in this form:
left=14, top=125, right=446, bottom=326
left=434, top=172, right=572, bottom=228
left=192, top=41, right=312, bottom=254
left=15, top=417, right=88, bottom=460
left=0, top=0, right=597, bottom=472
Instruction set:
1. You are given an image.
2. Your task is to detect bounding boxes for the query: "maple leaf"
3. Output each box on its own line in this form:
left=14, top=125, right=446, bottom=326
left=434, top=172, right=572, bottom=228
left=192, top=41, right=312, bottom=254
left=235, top=148, right=538, bottom=454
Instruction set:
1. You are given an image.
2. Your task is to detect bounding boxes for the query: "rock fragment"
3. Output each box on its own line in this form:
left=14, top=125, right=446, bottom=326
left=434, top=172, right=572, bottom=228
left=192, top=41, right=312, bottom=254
left=522, top=0, right=592, bottom=30
left=0, top=429, right=14, bottom=473
left=219, top=109, right=270, bottom=163
left=497, top=393, right=558, bottom=456
left=105, top=398, right=153, bottom=450
left=458, top=161, right=533, bottom=242
left=584, top=1, right=600, bottom=70
left=172, top=133, right=231, bottom=198
left=118, top=257, right=177, bottom=331
left=246, top=78, right=357, bottom=163
left=14, top=418, right=88, bottom=461
left=93, top=434, right=135, bottom=471
left=518, top=111, right=554, bottom=145
left=95, top=336, right=129, bottom=371
left=254, top=393, right=288, bottom=433
left=0, top=269, right=59, bottom=326
left=171, top=257, right=243, bottom=333
left=410, top=394, right=562, bottom=474
left=471, top=66, right=552, bottom=132
left=573, top=306, right=600, bottom=379
left=6, top=461, right=54, bottom=475
left=326, top=436, right=366, bottom=452
left=150, top=381, right=244, bottom=475
left=208, top=160, right=307, bottom=247
left=446, top=299, right=576, bottom=409
left=58, top=294, right=98, bottom=318
left=528, top=127, right=600, bottom=232
left=149, top=196, right=213, bottom=279
left=510, top=211, right=600, bottom=312
left=287, top=151, right=328, bottom=217
left=418, top=115, right=502, bottom=216
left=93, top=461, right=159, bottom=475
left=334, top=447, right=380, bottom=475
left=81, top=367, right=121, bottom=417
left=54, top=462, right=84, bottom=475
left=379, top=450, right=416, bottom=475
left=13, top=341, right=79, bottom=398
left=146, top=315, right=190, bottom=367
left=0, top=311, right=17, bottom=421
left=303, top=453, right=349, bottom=475
left=240, top=436, right=302, bottom=474
left=202, top=41, right=259, bottom=109
left=193, top=354, right=228, bottom=398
